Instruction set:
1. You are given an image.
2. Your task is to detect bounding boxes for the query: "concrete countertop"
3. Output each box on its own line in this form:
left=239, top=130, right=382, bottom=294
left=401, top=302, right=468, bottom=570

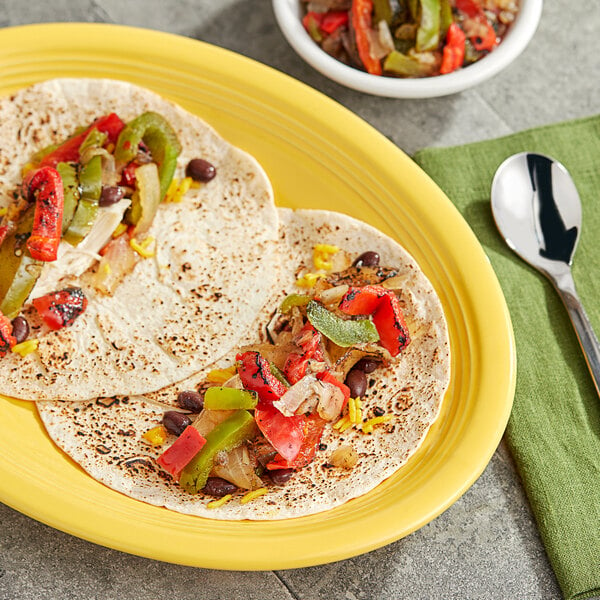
left=0, top=1, right=597, bottom=598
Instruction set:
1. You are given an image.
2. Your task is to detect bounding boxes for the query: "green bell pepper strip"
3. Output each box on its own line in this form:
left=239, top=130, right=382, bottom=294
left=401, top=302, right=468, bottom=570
left=373, top=0, right=393, bottom=25
left=56, top=162, right=81, bottom=234
left=306, top=300, right=380, bottom=347
left=203, top=387, right=258, bottom=410
left=416, top=0, right=441, bottom=52
left=114, top=112, right=181, bottom=201
left=439, top=0, right=453, bottom=39
left=78, top=128, right=108, bottom=158
left=62, top=154, right=102, bottom=246
left=383, top=50, right=433, bottom=76
left=0, top=205, right=43, bottom=319
left=179, top=410, right=257, bottom=493
left=280, top=293, right=311, bottom=314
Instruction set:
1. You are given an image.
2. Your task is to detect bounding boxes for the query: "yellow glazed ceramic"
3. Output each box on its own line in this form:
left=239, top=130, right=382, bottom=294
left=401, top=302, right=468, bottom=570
left=0, top=23, right=516, bottom=570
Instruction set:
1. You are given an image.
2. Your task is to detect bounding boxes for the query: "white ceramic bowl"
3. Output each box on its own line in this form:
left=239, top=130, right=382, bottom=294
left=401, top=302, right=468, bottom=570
left=272, top=0, right=543, bottom=98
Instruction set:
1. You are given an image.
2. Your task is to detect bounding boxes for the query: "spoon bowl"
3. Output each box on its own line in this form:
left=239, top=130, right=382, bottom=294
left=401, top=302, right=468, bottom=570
left=491, top=152, right=600, bottom=396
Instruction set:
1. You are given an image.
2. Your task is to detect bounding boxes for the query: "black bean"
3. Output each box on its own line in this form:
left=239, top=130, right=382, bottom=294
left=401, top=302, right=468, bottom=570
left=99, top=186, right=125, bottom=207
left=10, top=316, right=29, bottom=344
left=162, top=411, right=192, bottom=436
left=186, top=158, right=216, bottom=183
left=373, top=406, right=385, bottom=417
left=354, top=357, right=380, bottom=374
left=176, top=390, right=204, bottom=413
left=202, top=477, right=237, bottom=497
left=345, top=368, right=367, bottom=398
left=353, top=251, right=380, bottom=267
left=269, top=468, right=294, bottom=486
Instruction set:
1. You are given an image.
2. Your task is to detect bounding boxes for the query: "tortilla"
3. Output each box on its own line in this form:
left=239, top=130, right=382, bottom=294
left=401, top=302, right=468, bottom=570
left=37, top=208, right=451, bottom=520
left=0, top=78, right=279, bottom=401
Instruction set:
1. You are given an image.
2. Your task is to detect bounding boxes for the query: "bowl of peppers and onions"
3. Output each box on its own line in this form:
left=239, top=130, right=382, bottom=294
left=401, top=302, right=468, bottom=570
left=0, top=111, right=216, bottom=360
left=272, top=0, right=542, bottom=98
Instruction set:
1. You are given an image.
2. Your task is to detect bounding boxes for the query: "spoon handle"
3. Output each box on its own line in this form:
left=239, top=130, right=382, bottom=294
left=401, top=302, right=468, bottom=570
left=552, top=269, right=600, bottom=396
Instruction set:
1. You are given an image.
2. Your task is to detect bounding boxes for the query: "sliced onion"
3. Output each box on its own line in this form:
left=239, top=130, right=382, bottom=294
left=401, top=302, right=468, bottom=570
left=94, top=234, right=138, bottom=295
left=329, top=445, right=358, bottom=469
left=130, top=162, right=161, bottom=235
left=191, top=408, right=236, bottom=437
left=211, top=444, right=262, bottom=490
left=273, top=374, right=344, bottom=422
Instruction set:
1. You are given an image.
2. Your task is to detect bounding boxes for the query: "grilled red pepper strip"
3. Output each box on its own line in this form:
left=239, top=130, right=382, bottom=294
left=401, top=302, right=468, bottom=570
left=39, top=113, right=125, bottom=168
left=284, top=322, right=324, bottom=384
left=372, top=291, right=410, bottom=356
left=338, top=284, right=387, bottom=315
left=23, top=167, right=64, bottom=262
left=32, top=286, right=88, bottom=330
left=157, top=425, right=206, bottom=480
left=266, top=413, right=327, bottom=470
left=0, top=311, right=16, bottom=358
left=237, top=350, right=287, bottom=406
left=440, top=23, right=466, bottom=74
left=351, top=0, right=382, bottom=75
left=339, top=285, right=410, bottom=356
left=255, top=403, right=307, bottom=463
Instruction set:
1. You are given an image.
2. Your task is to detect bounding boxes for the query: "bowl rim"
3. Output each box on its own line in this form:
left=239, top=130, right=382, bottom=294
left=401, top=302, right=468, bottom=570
left=272, top=0, right=543, bottom=98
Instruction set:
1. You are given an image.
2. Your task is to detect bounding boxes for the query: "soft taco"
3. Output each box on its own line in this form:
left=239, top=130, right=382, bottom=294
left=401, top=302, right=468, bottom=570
left=0, top=78, right=279, bottom=401
left=37, top=208, right=451, bottom=520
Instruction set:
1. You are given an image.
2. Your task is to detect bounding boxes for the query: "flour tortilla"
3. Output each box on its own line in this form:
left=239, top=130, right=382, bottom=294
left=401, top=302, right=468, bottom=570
left=0, top=78, right=279, bottom=401
left=38, top=208, right=450, bottom=519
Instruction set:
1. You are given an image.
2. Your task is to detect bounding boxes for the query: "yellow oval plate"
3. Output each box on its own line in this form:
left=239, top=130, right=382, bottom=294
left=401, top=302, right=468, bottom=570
left=0, top=23, right=515, bottom=570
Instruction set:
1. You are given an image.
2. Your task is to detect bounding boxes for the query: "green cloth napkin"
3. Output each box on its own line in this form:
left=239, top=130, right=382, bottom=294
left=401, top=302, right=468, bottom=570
left=414, top=115, right=600, bottom=600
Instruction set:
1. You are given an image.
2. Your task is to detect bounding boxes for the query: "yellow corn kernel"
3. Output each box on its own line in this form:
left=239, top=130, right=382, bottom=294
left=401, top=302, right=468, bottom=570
left=142, top=425, right=168, bottom=446
left=11, top=339, right=39, bottom=357
left=240, top=488, right=268, bottom=504
left=295, top=272, right=325, bottom=288
left=163, top=179, right=176, bottom=203
left=178, top=176, right=193, bottom=196
left=313, top=244, right=339, bottom=271
left=348, top=398, right=356, bottom=423
left=352, top=398, right=363, bottom=424
left=0, top=207, right=7, bottom=217
left=314, top=244, right=340, bottom=254
left=130, top=236, right=155, bottom=258
left=361, top=414, right=393, bottom=434
left=207, top=494, right=233, bottom=509
left=102, top=262, right=112, bottom=276
left=112, top=222, right=128, bottom=238
left=333, top=414, right=350, bottom=430
left=206, top=365, right=237, bottom=383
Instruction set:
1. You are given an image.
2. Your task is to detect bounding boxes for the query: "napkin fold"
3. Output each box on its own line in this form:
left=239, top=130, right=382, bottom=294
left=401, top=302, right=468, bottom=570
left=414, top=115, right=600, bottom=600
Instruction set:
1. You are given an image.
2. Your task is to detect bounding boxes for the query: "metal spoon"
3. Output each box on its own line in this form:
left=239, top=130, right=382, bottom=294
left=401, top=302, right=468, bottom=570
left=491, top=152, right=600, bottom=395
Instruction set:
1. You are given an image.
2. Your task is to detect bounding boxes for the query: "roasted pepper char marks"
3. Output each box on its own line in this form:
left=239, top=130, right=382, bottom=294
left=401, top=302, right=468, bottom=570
left=22, top=166, right=64, bottom=262
left=32, top=287, right=88, bottom=330
left=339, top=285, right=410, bottom=356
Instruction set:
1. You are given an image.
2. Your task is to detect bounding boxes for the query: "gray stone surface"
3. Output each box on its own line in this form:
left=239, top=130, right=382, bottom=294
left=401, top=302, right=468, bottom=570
left=1, top=1, right=598, bottom=598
